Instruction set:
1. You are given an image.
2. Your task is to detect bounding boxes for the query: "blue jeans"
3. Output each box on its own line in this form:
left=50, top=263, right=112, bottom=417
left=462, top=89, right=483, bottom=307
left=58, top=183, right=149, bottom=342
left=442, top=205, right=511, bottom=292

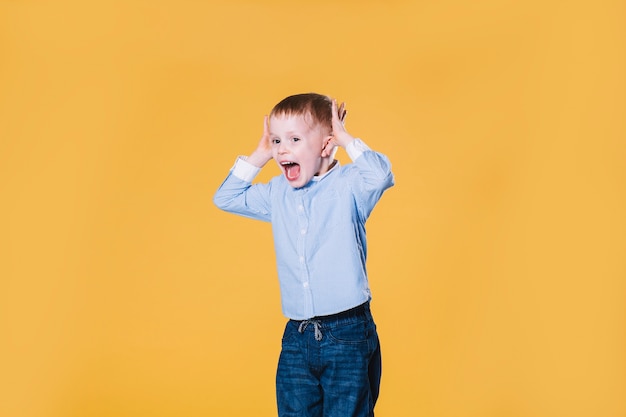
left=276, top=302, right=382, bottom=417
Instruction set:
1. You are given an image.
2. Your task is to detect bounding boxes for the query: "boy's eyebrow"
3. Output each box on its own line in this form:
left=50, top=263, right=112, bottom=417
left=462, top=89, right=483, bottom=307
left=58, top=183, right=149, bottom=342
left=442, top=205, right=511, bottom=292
left=269, top=130, right=304, bottom=136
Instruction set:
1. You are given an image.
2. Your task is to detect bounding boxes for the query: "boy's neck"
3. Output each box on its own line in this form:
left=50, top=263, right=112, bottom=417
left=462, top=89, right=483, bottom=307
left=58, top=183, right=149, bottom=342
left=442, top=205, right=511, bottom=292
left=315, top=159, right=338, bottom=177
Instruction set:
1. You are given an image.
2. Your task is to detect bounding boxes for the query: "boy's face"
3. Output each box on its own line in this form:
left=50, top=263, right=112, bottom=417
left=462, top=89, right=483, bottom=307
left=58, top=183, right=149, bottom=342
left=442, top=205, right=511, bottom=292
left=269, top=114, right=333, bottom=189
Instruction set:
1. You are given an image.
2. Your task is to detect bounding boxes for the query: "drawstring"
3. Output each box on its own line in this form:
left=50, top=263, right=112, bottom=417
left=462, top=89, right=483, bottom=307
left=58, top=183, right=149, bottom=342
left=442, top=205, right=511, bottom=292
left=298, top=319, right=323, bottom=341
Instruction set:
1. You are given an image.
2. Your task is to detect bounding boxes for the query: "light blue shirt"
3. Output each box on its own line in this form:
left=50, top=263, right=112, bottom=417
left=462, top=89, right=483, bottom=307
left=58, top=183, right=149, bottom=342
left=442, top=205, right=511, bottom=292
left=213, top=139, right=394, bottom=320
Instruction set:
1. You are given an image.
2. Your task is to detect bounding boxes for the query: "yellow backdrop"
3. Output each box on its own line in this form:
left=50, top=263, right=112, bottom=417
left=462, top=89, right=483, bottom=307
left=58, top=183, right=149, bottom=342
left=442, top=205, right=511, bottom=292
left=1, top=1, right=624, bottom=416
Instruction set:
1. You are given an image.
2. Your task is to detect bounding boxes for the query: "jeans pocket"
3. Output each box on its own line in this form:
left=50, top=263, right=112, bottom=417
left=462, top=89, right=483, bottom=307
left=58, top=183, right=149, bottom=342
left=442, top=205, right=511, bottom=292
left=326, top=321, right=370, bottom=345
left=281, top=322, right=298, bottom=345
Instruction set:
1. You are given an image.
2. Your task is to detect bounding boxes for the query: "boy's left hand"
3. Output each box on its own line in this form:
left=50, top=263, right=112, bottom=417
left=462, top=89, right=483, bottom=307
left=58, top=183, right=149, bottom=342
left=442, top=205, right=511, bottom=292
left=323, top=99, right=355, bottom=156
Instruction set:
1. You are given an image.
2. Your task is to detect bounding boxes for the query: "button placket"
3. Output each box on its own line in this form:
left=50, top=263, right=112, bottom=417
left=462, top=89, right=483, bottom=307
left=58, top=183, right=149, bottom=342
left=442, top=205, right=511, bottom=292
left=295, top=190, right=312, bottom=316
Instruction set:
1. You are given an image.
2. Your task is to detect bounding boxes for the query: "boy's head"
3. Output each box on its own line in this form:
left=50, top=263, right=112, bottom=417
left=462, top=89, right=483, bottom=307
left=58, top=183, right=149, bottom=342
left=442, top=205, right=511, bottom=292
left=268, top=93, right=336, bottom=189
left=270, top=93, right=333, bottom=135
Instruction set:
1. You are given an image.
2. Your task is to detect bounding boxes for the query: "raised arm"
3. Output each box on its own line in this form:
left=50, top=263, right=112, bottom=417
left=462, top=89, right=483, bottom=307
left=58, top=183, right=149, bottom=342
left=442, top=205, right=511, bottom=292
left=326, top=98, right=394, bottom=220
left=213, top=117, right=274, bottom=222
left=326, top=98, right=393, bottom=186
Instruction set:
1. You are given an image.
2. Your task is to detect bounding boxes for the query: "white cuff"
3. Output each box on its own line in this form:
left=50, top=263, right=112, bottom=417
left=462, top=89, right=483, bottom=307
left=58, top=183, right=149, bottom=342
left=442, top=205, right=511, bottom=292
left=231, top=156, right=261, bottom=182
left=346, top=138, right=371, bottom=161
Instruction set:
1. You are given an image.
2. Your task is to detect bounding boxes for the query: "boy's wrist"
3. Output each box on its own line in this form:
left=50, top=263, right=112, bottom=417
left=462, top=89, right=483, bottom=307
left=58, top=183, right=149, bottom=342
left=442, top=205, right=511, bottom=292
left=336, top=133, right=355, bottom=148
left=246, top=150, right=272, bottom=168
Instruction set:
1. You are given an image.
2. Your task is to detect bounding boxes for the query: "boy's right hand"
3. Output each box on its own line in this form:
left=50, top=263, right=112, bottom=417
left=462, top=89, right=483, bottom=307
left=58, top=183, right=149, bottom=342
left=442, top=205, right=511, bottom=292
left=246, top=116, right=273, bottom=168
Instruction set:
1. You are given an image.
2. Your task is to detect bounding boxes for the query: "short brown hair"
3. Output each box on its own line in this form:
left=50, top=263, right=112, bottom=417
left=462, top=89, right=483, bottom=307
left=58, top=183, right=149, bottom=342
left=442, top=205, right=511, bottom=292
left=270, top=93, right=332, bottom=133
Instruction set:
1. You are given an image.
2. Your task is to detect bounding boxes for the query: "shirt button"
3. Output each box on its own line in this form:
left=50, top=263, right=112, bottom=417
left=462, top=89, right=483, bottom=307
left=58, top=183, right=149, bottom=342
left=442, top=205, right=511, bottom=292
left=300, top=228, right=306, bottom=235
left=299, top=256, right=305, bottom=263
left=303, top=282, right=309, bottom=288
left=298, top=205, right=304, bottom=211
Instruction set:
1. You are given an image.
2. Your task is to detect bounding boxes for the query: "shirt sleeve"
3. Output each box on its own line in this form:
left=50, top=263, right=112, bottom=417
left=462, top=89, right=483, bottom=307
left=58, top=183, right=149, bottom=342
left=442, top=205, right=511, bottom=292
left=231, top=156, right=261, bottom=182
left=345, top=138, right=395, bottom=222
left=213, top=157, right=272, bottom=222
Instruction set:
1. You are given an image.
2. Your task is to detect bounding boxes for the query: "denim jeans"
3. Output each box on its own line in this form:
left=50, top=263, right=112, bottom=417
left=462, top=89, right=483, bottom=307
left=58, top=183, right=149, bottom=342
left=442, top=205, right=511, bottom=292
left=276, top=302, right=382, bottom=417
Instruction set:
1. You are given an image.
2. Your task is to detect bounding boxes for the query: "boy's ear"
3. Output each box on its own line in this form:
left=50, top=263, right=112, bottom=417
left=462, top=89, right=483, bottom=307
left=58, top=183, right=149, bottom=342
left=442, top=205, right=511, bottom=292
left=321, top=135, right=335, bottom=157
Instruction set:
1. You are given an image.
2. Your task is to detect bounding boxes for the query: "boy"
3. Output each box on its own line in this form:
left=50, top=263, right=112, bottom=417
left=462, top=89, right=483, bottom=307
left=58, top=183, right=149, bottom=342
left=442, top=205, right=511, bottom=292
left=213, top=93, right=394, bottom=417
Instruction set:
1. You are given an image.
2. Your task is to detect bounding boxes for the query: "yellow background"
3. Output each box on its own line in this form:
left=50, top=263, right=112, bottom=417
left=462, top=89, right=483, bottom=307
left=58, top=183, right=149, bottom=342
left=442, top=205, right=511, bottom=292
left=1, top=1, right=625, bottom=416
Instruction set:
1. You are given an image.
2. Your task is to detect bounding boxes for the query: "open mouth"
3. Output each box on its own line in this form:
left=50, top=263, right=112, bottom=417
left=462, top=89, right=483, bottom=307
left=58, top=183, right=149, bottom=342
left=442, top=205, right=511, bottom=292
left=281, top=161, right=301, bottom=181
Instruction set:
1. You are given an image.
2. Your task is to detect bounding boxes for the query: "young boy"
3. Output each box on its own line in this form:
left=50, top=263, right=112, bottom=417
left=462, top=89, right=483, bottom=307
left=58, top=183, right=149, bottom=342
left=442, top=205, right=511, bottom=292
left=213, top=93, right=394, bottom=417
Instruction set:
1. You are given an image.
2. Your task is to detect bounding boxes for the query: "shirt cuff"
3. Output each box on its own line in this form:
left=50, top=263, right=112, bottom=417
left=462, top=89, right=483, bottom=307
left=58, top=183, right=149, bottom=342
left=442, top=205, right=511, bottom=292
left=231, top=156, right=261, bottom=182
left=345, top=138, right=372, bottom=161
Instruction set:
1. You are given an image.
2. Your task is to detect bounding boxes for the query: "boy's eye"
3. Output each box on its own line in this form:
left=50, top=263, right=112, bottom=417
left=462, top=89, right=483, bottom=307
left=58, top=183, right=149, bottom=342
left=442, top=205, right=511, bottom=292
left=271, top=138, right=280, bottom=144
left=292, top=137, right=300, bottom=142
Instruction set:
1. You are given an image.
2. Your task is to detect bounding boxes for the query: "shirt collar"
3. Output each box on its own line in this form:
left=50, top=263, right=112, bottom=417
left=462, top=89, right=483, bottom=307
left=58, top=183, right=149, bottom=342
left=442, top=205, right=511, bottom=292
left=312, top=160, right=340, bottom=182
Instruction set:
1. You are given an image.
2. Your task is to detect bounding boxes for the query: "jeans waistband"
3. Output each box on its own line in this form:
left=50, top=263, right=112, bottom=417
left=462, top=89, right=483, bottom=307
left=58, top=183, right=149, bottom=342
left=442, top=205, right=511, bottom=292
left=293, top=302, right=370, bottom=324
left=292, top=302, right=371, bottom=341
